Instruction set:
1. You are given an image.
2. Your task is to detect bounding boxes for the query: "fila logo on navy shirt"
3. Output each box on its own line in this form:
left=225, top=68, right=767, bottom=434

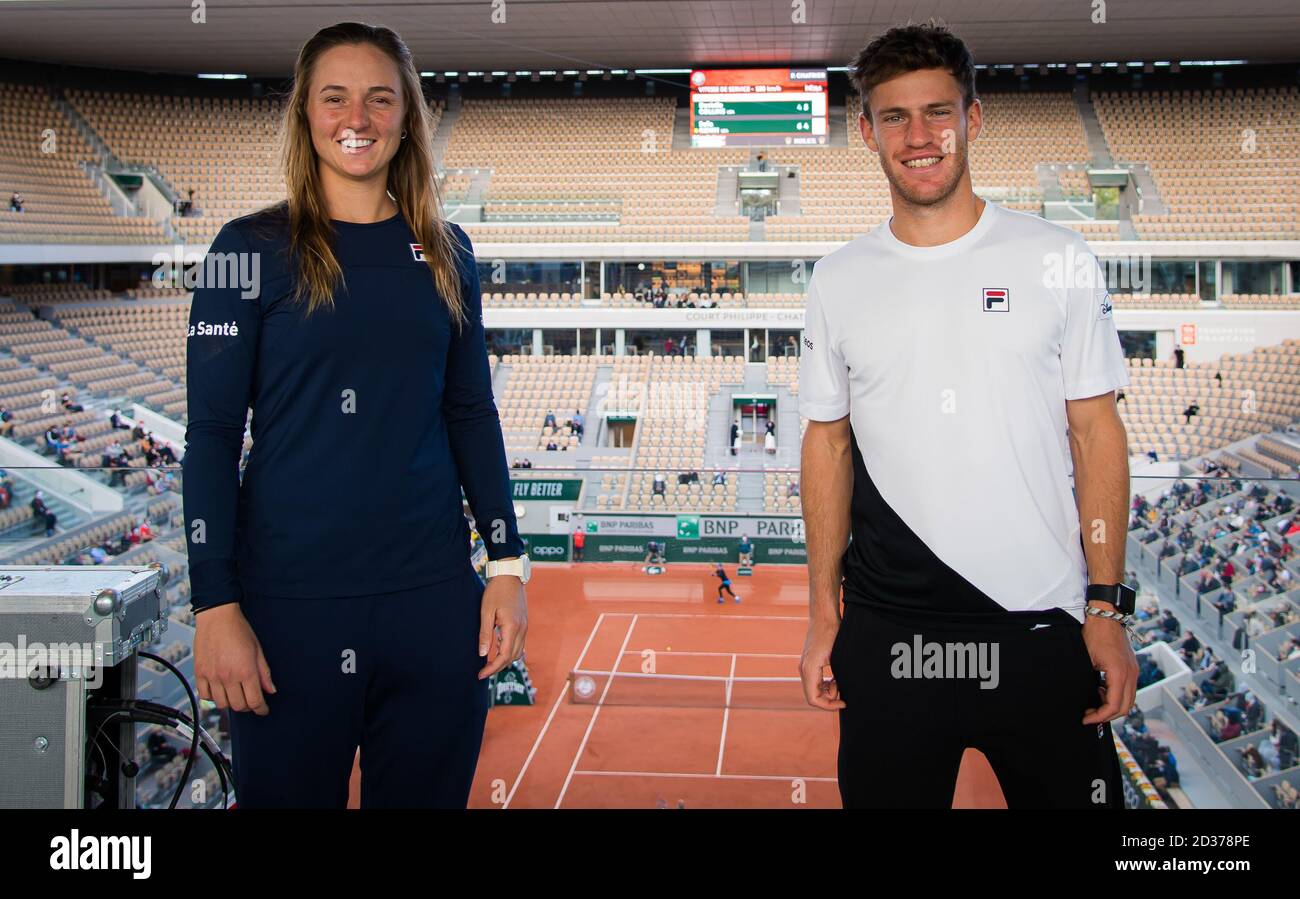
left=1098, top=294, right=1114, bottom=320
left=982, top=288, right=1009, bottom=312
left=410, top=243, right=425, bottom=262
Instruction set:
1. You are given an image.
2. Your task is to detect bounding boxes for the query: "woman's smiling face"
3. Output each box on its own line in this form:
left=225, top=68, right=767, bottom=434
left=307, top=42, right=406, bottom=186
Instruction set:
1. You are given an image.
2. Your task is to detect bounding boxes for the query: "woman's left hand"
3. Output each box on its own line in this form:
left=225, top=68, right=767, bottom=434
left=478, top=575, right=528, bottom=679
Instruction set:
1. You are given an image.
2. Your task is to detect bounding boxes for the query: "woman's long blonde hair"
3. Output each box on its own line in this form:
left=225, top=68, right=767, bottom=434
left=275, top=21, right=466, bottom=331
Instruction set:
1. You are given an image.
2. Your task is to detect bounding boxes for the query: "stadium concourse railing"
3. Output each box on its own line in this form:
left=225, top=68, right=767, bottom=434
left=0, top=462, right=1296, bottom=809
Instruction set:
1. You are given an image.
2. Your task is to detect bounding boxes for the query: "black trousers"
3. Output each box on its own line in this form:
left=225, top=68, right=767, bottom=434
left=831, top=600, right=1124, bottom=809
left=228, top=568, right=489, bottom=808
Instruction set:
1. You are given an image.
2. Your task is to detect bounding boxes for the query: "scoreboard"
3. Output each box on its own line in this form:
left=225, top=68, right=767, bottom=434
left=690, top=68, right=828, bottom=148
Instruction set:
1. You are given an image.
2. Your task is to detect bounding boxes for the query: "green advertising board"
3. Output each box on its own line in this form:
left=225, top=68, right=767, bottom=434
left=579, top=534, right=805, bottom=565
left=510, top=479, right=583, bottom=501
left=520, top=532, right=571, bottom=562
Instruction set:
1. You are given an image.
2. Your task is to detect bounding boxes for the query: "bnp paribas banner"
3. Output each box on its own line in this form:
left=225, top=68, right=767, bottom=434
left=673, top=514, right=804, bottom=541
left=579, top=514, right=804, bottom=541
left=511, top=479, right=583, bottom=502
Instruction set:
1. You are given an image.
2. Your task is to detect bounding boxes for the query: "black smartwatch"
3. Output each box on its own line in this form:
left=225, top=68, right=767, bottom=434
left=1085, top=583, right=1137, bottom=616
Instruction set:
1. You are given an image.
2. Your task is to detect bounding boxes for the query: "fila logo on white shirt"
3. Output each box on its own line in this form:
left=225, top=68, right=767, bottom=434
left=982, top=288, right=1009, bottom=312
left=410, top=243, right=425, bottom=262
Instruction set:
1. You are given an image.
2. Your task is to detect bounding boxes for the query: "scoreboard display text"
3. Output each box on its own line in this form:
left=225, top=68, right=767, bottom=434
left=690, top=68, right=828, bottom=148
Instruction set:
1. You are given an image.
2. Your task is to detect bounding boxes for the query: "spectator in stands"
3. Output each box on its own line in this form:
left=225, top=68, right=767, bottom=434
left=145, top=469, right=177, bottom=495
left=154, top=437, right=178, bottom=465
left=1146, top=450, right=1159, bottom=463
left=109, top=409, right=132, bottom=430
left=663, top=336, right=675, bottom=355
left=652, top=472, right=667, bottom=501
left=8, top=192, right=23, bottom=213
left=1240, top=691, right=1263, bottom=732
left=729, top=420, right=740, bottom=456
left=545, top=439, right=558, bottom=451
left=44, top=425, right=64, bottom=456
left=1195, top=571, right=1221, bottom=594
left=1214, top=371, right=1223, bottom=386
left=0, top=405, right=15, bottom=437
left=543, top=409, right=556, bottom=429
left=571, top=409, right=584, bottom=438
left=755, top=152, right=768, bottom=173
left=140, top=434, right=161, bottom=466
left=1182, top=401, right=1199, bottom=425
left=511, top=457, right=522, bottom=468
left=1173, top=344, right=1185, bottom=368
left=31, top=489, right=56, bottom=536
left=712, top=470, right=727, bottom=487
left=102, top=439, right=131, bottom=485
left=522, top=458, right=533, bottom=468
left=787, top=480, right=799, bottom=498
left=765, top=428, right=777, bottom=454
left=60, top=392, right=84, bottom=413
left=1136, top=654, right=1162, bottom=689
left=1276, top=722, right=1298, bottom=769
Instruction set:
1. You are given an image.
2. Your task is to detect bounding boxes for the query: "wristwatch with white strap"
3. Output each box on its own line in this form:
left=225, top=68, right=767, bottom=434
left=484, top=554, right=531, bottom=584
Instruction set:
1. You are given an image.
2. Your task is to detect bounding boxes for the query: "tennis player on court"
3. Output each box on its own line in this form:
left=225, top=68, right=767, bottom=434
left=798, top=22, right=1136, bottom=808
left=184, top=22, right=529, bottom=808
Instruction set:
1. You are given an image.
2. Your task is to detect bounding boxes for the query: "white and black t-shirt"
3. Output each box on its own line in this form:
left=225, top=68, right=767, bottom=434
left=799, top=200, right=1129, bottom=621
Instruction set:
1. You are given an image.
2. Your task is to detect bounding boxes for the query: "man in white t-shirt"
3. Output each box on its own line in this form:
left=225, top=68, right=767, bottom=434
left=797, top=22, right=1137, bottom=809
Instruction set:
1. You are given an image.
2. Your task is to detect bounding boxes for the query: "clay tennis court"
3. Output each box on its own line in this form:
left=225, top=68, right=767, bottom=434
left=469, top=561, right=842, bottom=809
left=469, top=562, right=1007, bottom=808
left=349, top=561, right=1007, bottom=808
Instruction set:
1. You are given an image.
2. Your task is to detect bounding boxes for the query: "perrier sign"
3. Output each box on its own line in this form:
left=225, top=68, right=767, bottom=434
left=488, top=658, right=537, bottom=707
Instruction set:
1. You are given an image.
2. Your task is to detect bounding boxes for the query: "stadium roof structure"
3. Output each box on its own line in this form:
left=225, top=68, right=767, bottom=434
left=0, top=0, right=1297, bottom=78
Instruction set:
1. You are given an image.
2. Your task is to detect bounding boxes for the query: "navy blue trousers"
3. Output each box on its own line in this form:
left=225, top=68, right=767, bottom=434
left=227, top=568, right=489, bottom=808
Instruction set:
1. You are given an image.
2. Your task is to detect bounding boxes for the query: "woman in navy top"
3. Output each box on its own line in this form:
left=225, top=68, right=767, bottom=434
left=184, top=22, right=528, bottom=808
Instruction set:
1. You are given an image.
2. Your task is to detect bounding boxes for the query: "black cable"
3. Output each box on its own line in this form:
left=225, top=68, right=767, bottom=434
left=96, top=707, right=230, bottom=809
left=97, top=699, right=233, bottom=808
left=138, top=651, right=201, bottom=809
left=129, top=698, right=234, bottom=792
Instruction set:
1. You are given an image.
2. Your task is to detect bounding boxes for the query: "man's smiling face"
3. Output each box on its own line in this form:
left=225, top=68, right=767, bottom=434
left=859, top=67, right=981, bottom=209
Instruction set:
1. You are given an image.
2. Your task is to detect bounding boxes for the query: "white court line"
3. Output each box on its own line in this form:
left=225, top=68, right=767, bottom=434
left=573, top=770, right=837, bottom=783
left=620, top=650, right=799, bottom=659
left=715, top=653, right=736, bottom=776
left=502, top=612, right=605, bottom=810
left=554, top=614, right=639, bottom=809
left=597, top=612, right=808, bottom=622
left=572, top=611, right=608, bottom=671
left=502, top=681, right=567, bottom=809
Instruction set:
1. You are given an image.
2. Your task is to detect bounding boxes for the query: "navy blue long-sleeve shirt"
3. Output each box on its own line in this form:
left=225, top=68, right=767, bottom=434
left=182, top=206, right=523, bottom=612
